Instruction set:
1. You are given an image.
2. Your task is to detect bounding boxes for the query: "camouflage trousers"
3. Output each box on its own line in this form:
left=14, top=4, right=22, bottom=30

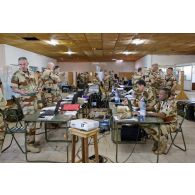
left=43, top=90, right=61, bottom=107
left=37, top=91, right=43, bottom=109
left=141, top=123, right=176, bottom=142
left=0, top=112, right=5, bottom=151
left=21, top=97, right=38, bottom=144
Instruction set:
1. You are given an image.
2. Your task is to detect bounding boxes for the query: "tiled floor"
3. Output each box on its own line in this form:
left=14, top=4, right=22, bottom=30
left=0, top=91, right=195, bottom=163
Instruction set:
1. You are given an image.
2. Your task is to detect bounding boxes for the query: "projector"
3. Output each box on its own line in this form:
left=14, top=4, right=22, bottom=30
left=69, top=119, right=99, bottom=131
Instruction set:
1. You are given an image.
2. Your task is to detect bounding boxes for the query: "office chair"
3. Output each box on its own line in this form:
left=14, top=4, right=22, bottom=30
left=1, top=108, right=26, bottom=154
left=165, top=106, right=187, bottom=154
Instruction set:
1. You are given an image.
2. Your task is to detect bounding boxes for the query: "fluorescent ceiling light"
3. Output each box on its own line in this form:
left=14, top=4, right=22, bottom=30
left=130, top=39, right=150, bottom=45
left=116, top=60, right=123, bottom=63
left=122, top=51, right=137, bottom=55
left=44, top=39, right=58, bottom=46
left=64, top=50, right=77, bottom=55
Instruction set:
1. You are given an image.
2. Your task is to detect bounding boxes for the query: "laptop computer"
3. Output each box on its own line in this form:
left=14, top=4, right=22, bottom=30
left=39, top=100, right=62, bottom=117
left=72, top=93, right=78, bottom=104
left=115, top=98, right=133, bottom=111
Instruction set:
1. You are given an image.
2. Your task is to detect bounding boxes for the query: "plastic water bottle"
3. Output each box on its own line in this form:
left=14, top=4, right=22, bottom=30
left=130, top=89, right=135, bottom=98
left=115, top=89, right=120, bottom=104
left=139, top=97, right=146, bottom=120
left=112, top=86, right=115, bottom=93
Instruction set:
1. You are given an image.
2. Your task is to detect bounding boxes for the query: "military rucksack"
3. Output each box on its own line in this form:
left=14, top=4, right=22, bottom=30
left=4, top=96, right=24, bottom=122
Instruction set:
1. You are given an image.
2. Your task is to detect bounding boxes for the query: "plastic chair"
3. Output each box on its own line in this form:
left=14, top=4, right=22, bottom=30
left=1, top=108, right=26, bottom=154
left=166, top=106, right=187, bottom=154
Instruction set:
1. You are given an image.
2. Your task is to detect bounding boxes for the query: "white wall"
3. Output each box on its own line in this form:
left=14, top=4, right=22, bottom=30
left=58, top=61, right=135, bottom=73
left=135, top=54, right=195, bottom=68
left=0, top=45, right=6, bottom=82
left=135, top=55, right=152, bottom=69
left=151, top=55, right=195, bottom=66
left=4, top=44, right=56, bottom=70
left=0, top=44, right=56, bottom=99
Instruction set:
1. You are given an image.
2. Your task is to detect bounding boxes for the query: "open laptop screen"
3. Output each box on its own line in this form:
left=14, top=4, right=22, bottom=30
left=39, top=100, right=62, bottom=117
left=72, top=93, right=78, bottom=104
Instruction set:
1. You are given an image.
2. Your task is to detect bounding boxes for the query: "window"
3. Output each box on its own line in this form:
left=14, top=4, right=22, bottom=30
left=183, top=66, right=192, bottom=81
left=176, top=66, right=192, bottom=81
left=192, top=65, right=195, bottom=82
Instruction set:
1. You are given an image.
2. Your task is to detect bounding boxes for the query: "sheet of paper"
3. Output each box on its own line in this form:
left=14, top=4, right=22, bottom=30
left=64, top=111, right=77, bottom=116
left=114, top=115, right=138, bottom=122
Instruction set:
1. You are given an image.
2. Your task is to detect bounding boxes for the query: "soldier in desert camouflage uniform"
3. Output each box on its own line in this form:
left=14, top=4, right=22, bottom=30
left=144, top=64, right=164, bottom=95
left=103, top=71, right=110, bottom=91
left=39, top=62, right=61, bottom=106
left=108, top=70, right=115, bottom=89
left=34, top=71, right=44, bottom=109
left=142, top=88, right=177, bottom=155
left=92, top=73, right=100, bottom=85
left=77, top=73, right=86, bottom=88
left=133, top=80, right=157, bottom=109
left=11, top=57, right=40, bottom=153
left=0, top=78, right=7, bottom=152
left=132, top=67, right=143, bottom=91
left=164, top=67, right=177, bottom=97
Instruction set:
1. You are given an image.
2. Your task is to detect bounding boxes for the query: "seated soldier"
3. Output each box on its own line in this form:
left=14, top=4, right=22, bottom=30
left=143, top=88, right=177, bottom=155
left=133, top=79, right=157, bottom=110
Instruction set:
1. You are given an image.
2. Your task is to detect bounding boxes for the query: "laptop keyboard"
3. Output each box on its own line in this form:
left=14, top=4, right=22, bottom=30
left=39, top=110, right=55, bottom=117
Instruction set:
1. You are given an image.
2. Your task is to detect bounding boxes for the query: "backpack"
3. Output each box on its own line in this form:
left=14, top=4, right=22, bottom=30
left=4, top=96, right=24, bottom=122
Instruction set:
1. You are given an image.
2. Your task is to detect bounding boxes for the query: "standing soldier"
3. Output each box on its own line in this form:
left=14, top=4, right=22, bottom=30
left=93, top=73, right=100, bottom=85
left=144, top=63, right=164, bottom=95
left=164, top=67, right=177, bottom=97
left=0, top=78, right=7, bottom=152
left=108, top=70, right=115, bottom=90
left=11, top=57, right=40, bottom=153
left=53, top=65, right=62, bottom=96
left=132, top=67, right=143, bottom=91
left=39, top=62, right=61, bottom=106
left=34, top=71, right=44, bottom=109
left=103, top=71, right=110, bottom=91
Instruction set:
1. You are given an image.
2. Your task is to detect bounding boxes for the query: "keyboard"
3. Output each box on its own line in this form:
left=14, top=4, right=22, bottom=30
left=39, top=110, right=55, bottom=117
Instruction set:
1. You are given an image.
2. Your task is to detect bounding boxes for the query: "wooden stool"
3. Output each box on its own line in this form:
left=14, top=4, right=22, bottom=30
left=69, top=128, right=99, bottom=163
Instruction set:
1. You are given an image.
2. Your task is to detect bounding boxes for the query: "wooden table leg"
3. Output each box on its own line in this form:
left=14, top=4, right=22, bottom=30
left=82, top=138, right=85, bottom=163
left=84, top=138, right=89, bottom=163
left=72, top=135, right=76, bottom=163
left=93, top=134, right=99, bottom=163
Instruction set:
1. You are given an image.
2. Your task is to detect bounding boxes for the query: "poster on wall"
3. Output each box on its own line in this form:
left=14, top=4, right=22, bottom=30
left=29, top=66, right=38, bottom=72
